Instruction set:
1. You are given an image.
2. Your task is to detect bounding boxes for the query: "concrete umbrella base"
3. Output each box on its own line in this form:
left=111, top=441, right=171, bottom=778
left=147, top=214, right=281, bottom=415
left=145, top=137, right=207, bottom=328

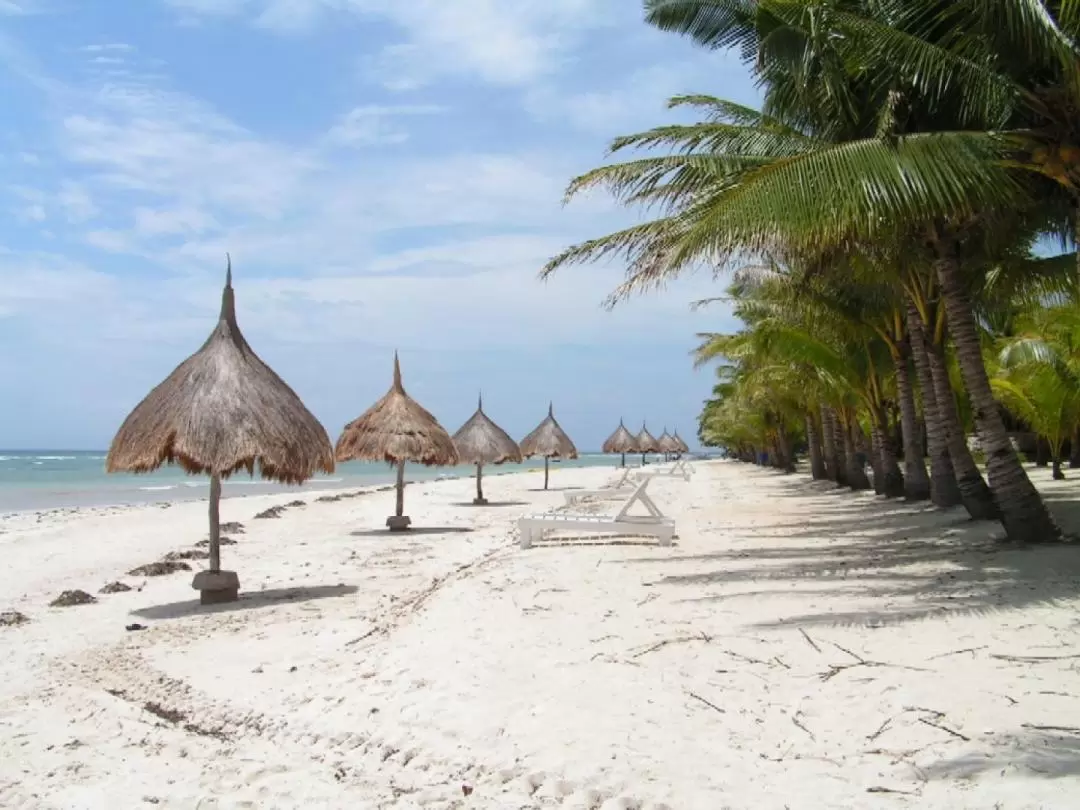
left=386, top=515, right=412, bottom=531
left=192, top=570, right=240, bottom=605
left=472, top=497, right=489, bottom=506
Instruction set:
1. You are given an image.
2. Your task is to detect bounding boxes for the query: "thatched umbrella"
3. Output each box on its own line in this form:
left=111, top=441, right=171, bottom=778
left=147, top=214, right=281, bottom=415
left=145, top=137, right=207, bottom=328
left=602, top=418, right=638, bottom=467
left=657, top=427, right=679, bottom=459
left=636, top=422, right=660, bottom=466
left=519, top=403, right=578, bottom=490
left=673, top=429, right=690, bottom=456
left=452, top=394, right=522, bottom=505
left=334, top=353, right=458, bottom=530
left=106, top=257, right=335, bottom=604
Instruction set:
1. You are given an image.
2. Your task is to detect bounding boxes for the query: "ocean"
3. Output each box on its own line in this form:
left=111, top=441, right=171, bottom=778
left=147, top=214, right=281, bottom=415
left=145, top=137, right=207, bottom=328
left=0, top=450, right=629, bottom=512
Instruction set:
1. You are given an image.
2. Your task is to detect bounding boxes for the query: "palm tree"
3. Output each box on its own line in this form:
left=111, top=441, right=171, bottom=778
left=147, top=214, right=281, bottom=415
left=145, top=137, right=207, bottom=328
left=544, top=0, right=1072, bottom=542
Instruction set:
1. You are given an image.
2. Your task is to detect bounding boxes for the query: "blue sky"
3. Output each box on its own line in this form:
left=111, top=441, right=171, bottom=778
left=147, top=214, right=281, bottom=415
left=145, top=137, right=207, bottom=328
left=0, top=0, right=757, bottom=451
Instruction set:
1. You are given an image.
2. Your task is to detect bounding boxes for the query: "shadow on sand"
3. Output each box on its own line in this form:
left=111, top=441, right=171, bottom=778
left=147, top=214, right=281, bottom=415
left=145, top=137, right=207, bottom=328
left=450, top=500, right=530, bottom=508
left=922, top=727, right=1080, bottom=780
left=131, top=584, right=358, bottom=621
left=529, top=534, right=677, bottom=548
left=617, top=464, right=1080, bottom=628
left=526, top=486, right=584, bottom=493
left=349, top=526, right=474, bottom=538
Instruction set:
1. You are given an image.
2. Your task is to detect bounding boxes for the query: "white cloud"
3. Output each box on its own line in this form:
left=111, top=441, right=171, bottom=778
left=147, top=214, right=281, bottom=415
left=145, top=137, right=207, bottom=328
left=162, top=0, right=621, bottom=87
left=56, top=182, right=98, bottom=222
left=324, top=104, right=445, bottom=147
left=81, top=43, right=135, bottom=53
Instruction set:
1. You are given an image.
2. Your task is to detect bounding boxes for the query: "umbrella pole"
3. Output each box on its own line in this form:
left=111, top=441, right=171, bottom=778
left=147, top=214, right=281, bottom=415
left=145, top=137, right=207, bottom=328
left=209, top=474, right=221, bottom=572
left=192, top=473, right=239, bottom=604
left=544, top=457, right=549, bottom=490
left=475, top=463, right=487, bottom=505
left=620, top=452, right=625, bottom=468
left=387, top=460, right=411, bottom=531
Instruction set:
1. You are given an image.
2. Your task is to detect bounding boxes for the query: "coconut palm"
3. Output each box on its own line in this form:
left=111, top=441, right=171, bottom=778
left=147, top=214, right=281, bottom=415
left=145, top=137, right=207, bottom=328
left=544, top=0, right=1075, bottom=542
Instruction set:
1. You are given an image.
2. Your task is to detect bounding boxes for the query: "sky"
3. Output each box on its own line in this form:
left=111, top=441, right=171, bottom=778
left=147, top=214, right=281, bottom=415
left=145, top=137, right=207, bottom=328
left=0, top=0, right=757, bottom=452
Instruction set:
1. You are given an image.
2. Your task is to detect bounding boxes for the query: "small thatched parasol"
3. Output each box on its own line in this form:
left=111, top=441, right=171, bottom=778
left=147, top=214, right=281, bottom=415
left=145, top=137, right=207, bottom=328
left=519, top=402, right=578, bottom=490
left=673, top=429, right=690, bottom=456
left=602, top=418, right=638, bottom=467
left=657, top=427, right=679, bottom=459
left=452, top=394, right=522, bottom=505
left=635, top=422, right=660, bottom=466
left=334, top=353, right=458, bottom=530
left=107, top=257, right=335, bottom=604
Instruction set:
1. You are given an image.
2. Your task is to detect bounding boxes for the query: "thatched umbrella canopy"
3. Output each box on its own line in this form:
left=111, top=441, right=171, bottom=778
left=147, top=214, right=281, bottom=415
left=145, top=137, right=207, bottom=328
left=106, top=257, right=334, bottom=604
left=334, top=353, right=458, bottom=530
left=520, top=402, right=578, bottom=490
left=657, top=428, right=679, bottom=458
left=452, top=394, right=522, bottom=505
left=673, top=430, right=690, bottom=456
left=636, top=422, right=660, bottom=465
left=602, top=418, right=638, bottom=467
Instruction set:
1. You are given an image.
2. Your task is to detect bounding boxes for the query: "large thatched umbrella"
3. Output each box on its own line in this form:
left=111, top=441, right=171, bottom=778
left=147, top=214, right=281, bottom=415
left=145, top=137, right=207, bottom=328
left=602, top=418, right=638, bottom=467
left=636, top=422, right=660, bottom=466
left=452, top=394, right=522, bottom=505
left=519, top=403, right=578, bottom=490
left=334, top=353, right=458, bottom=530
left=673, top=429, right=690, bottom=456
left=107, top=258, right=335, bottom=604
left=657, top=427, right=679, bottom=459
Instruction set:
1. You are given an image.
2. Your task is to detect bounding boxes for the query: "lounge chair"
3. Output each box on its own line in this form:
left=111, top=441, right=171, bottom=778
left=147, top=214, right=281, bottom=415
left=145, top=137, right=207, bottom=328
left=633, top=463, right=690, bottom=482
left=519, top=477, right=675, bottom=549
left=670, top=458, right=694, bottom=477
left=563, top=485, right=637, bottom=505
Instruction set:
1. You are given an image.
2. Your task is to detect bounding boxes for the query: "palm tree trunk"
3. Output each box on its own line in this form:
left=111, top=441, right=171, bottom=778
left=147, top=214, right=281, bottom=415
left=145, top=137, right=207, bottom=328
left=894, top=338, right=931, bottom=500
left=1035, top=437, right=1049, bottom=467
left=1053, top=455, right=1066, bottom=480
left=918, top=306, right=998, bottom=519
left=869, top=425, right=886, bottom=495
left=871, top=409, right=905, bottom=498
left=806, top=412, right=827, bottom=480
left=934, top=242, right=1061, bottom=542
left=1070, top=426, right=1080, bottom=468
left=842, top=414, right=871, bottom=490
left=827, top=407, right=849, bottom=487
left=820, top=404, right=839, bottom=482
left=906, top=303, right=962, bottom=507
left=777, top=426, right=795, bottom=473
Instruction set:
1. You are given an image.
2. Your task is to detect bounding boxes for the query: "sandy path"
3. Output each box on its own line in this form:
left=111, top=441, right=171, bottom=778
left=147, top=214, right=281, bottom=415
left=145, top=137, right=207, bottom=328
left=2, top=462, right=1080, bottom=809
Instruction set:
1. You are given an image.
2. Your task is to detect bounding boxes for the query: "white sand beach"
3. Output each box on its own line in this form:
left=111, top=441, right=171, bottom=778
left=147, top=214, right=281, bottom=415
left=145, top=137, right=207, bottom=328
left=2, top=461, right=1080, bottom=809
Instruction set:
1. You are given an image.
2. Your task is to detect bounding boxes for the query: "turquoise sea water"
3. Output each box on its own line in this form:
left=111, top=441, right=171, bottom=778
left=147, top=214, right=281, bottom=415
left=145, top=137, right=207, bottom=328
left=0, top=450, right=629, bottom=512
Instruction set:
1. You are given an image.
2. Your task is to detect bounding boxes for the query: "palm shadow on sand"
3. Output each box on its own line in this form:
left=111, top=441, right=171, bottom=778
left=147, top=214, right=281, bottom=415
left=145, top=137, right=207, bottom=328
left=451, top=500, right=530, bottom=508
left=131, top=584, right=358, bottom=621
left=349, top=526, right=475, bottom=537
left=526, top=486, right=584, bottom=492
left=528, top=534, right=678, bottom=548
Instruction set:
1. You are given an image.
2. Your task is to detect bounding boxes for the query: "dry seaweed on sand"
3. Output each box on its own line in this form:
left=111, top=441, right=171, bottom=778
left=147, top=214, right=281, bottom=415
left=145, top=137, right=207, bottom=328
left=220, top=522, right=245, bottom=534
left=99, top=581, right=133, bottom=594
left=164, top=549, right=211, bottom=561
left=49, top=590, right=97, bottom=607
left=128, top=561, right=192, bottom=577
left=0, top=610, right=30, bottom=626
left=254, top=505, right=287, bottom=519
left=196, top=536, right=237, bottom=547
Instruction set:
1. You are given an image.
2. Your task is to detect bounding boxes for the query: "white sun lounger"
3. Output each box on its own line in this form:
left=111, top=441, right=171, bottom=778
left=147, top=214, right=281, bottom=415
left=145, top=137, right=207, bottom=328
left=633, top=463, right=690, bottom=482
left=671, top=459, right=694, bottom=476
left=563, top=485, right=637, bottom=505
left=519, top=477, right=675, bottom=549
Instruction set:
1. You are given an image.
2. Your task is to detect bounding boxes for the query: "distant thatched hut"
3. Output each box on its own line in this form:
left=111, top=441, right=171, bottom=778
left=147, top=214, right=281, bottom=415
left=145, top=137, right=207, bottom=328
left=520, top=403, right=578, bottom=490
left=636, top=423, right=660, bottom=465
left=602, top=419, right=638, bottom=467
left=334, top=353, right=458, bottom=530
left=657, top=428, right=679, bottom=458
left=673, top=430, right=690, bottom=456
left=452, top=394, right=522, bottom=505
left=107, top=257, right=334, bottom=604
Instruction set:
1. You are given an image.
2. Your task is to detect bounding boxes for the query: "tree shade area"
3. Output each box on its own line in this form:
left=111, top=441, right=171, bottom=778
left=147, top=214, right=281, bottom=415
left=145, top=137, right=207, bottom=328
left=545, top=0, right=1080, bottom=545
